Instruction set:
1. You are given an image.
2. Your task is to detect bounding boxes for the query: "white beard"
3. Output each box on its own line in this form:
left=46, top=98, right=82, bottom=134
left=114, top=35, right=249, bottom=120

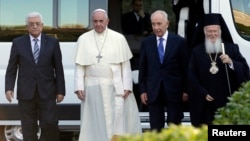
left=205, top=38, right=222, bottom=54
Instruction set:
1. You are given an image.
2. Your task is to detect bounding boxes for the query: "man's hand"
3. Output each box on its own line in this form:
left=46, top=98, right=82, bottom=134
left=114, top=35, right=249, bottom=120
left=138, top=10, right=145, bottom=18
left=206, top=94, right=214, bottom=101
left=182, top=92, right=188, bottom=102
left=140, top=93, right=148, bottom=105
left=220, top=54, right=232, bottom=65
left=75, top=90, right=85, bottom=101
left=56, top=94, right=64, bottom=103
left=122, top=90, right=131, bottom=99
left=5, top=90, right=14, bottom=103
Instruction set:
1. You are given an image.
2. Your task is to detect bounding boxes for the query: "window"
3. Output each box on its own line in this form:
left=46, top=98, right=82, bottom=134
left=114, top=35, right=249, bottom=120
left=231, top=0, right=250, bottom=40
left=0, top=0, right=89, bottom=41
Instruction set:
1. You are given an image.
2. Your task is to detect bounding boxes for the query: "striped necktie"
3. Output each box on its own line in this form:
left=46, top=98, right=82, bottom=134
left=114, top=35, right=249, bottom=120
left=33, top=38, right=40, bottom=64
left=158, top=38, right=164, bottom=63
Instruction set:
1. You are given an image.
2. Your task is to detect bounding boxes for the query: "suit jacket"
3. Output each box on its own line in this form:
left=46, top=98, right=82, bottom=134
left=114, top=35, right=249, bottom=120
left=122, top=11, right=152, bottom=35
left=5, top=34, right=65, bottom=100
left=139, top=33, right=188, bottom=104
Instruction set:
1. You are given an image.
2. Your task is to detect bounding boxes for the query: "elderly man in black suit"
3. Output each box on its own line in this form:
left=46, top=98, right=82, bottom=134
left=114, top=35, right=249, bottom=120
left=5, top=12, right=65, bottom=141
left=139, top=10, right=189, bottom=132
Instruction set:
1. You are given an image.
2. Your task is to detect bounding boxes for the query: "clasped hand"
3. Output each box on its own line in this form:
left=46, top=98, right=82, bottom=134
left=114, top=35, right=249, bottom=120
left=220, top=54, right=232, bottom=65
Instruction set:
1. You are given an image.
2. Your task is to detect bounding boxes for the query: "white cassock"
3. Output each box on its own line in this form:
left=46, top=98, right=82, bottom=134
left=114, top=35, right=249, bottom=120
left=74, top=28, right=142, bottom=141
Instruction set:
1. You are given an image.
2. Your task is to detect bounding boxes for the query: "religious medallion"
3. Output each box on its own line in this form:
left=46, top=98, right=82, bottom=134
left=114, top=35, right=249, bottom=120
left=208, top=53, right=219, bottom=74
left=209, top=61, right=219, bottom=74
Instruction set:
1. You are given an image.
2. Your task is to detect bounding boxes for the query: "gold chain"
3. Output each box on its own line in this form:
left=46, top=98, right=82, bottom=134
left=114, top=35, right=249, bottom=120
left=208, top=53, right=218, bottom=63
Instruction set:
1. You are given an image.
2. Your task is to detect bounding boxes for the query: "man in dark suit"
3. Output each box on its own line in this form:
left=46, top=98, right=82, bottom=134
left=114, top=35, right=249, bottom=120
left=138, top=10, right=189, bottom=132
left=122, top=0, right=152, bottom=36
left=5, top=12, right=65, bottom=141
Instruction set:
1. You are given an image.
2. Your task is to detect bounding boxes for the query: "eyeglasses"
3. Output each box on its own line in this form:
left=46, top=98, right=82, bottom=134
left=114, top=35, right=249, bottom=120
left=27, top=22, right=43, bottom=27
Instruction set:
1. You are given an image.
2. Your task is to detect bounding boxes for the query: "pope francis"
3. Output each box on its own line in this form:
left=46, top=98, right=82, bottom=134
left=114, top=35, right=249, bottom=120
left=74, top=8, right=142, bottom=141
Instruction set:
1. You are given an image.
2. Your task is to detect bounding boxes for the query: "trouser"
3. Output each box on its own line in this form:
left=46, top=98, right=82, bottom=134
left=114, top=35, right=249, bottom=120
left=18, top=92, right=59, bottom=141
left=148, top=85, right=183, bottom=132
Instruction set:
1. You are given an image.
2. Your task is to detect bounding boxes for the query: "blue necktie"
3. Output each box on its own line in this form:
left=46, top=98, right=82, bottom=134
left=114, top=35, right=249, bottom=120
left=33, top=38, right=40, bottom=64
left=158, top=38, right=164, bottom=63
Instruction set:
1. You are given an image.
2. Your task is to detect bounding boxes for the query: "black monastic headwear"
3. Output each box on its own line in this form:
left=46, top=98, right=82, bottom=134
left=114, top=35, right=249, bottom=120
left=191, top=13, right=234, bottom=47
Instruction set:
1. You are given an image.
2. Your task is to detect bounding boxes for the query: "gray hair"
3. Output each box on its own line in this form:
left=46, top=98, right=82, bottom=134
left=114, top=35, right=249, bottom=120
left=91, top=8, right=109, bottom=19
left=151, top=10, right=168, bottom=22
left=26, top=12, right=43, bottom=25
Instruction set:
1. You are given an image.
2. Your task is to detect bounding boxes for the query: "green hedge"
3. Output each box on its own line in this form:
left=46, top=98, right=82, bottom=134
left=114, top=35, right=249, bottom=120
left=117, top=124, right=208, bottom=141
left=213, top=81, right=250, bottom=124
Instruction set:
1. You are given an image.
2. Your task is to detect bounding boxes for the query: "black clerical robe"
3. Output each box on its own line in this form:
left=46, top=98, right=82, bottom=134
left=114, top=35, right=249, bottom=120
left=188, top=41, right=250, bottom=126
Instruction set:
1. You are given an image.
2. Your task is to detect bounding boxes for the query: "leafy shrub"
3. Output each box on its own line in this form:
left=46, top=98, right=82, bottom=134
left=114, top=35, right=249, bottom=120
left=213, top=81, right=250, bottom=124
left=117, top=124, right=208, bottom=141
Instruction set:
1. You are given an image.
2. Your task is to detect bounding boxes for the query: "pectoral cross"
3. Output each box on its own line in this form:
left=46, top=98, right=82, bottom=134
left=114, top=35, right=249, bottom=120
left=96, top=54, right=102, bottom=63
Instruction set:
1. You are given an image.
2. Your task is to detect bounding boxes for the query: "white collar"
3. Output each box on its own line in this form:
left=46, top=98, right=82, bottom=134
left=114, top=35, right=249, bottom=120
left=29, top=34, right=41, bottom=42
left=157, top=31, right=168, bottom=41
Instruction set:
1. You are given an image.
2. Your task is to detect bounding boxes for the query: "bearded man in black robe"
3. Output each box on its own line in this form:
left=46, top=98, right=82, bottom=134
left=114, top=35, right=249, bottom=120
left=188, top=13, right=250, bottom=126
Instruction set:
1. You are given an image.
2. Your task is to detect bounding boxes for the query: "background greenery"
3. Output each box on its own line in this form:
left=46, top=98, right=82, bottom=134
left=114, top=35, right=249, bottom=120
left=213, top=81, right=250, bottom=124
left=117, top=124, right=208, bottom=141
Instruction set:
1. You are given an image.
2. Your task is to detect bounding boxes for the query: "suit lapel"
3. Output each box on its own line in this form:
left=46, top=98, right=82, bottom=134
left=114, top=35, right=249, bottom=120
left=37, top=34, right=47, bottom=64
left=23, top=35, right=36, bottom=63
left=150, top=36, right=161, bottom=64
left=163, top=33, right=174, bottom=63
